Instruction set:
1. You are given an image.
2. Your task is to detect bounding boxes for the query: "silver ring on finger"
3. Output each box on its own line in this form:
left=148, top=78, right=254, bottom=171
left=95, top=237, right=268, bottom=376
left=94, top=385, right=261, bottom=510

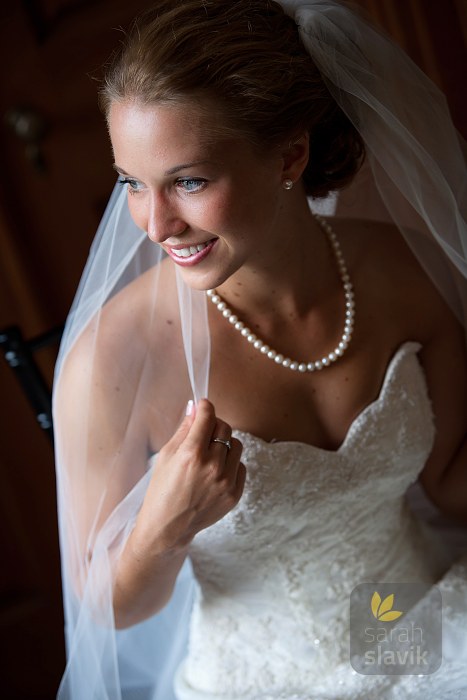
left=211, top=437, right=232, bottom=451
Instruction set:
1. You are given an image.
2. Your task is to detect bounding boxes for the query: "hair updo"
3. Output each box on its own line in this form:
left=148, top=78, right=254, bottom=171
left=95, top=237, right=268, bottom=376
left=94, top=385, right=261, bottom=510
left=100, top=0, right=364, bottom=198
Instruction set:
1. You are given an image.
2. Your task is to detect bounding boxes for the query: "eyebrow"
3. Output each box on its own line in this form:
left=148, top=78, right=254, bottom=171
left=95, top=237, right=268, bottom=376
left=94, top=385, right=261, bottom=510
left=113, top=160, right=213, bottom=177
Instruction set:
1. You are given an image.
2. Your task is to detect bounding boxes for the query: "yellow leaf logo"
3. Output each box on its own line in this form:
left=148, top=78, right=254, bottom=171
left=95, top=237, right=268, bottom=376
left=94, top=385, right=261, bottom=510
left=371, top=591, right=403, bottom=622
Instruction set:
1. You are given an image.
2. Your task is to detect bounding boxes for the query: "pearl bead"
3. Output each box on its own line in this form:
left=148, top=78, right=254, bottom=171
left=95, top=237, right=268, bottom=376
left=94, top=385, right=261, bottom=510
left=206, top=214, right=354, bottom=373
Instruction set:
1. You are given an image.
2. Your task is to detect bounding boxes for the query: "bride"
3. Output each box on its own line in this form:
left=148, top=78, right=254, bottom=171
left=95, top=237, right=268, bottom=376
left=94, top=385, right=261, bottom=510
left=54, top=1, right=467, bottom=698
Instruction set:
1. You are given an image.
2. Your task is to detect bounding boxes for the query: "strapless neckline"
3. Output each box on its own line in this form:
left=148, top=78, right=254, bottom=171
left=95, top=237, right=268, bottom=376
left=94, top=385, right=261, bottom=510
left=232, top=340, right=425, bottom=455
left=179, top=336, right=462, bottom=700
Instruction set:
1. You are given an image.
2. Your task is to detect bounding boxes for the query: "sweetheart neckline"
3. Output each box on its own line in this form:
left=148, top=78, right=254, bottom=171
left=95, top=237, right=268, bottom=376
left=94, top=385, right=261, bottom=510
left=232, top=340, right=426, bottom=455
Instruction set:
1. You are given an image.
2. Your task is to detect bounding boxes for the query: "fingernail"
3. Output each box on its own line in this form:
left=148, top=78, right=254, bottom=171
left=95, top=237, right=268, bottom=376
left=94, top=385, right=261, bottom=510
left=185, top=399, right=194, bottom=416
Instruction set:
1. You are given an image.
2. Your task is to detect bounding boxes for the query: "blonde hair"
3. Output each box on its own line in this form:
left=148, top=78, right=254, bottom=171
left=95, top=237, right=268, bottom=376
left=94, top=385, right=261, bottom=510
left=100, top=0, right=364, bottom=198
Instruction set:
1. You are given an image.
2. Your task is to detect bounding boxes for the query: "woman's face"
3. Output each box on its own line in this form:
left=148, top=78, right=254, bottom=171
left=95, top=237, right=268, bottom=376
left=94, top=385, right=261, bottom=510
left=108, top=99, right=286, bottom=290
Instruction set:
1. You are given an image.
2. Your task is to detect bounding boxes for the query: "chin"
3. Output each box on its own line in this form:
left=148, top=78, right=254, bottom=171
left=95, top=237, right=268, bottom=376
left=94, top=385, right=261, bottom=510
left=176, top=264, right=237, bottom=292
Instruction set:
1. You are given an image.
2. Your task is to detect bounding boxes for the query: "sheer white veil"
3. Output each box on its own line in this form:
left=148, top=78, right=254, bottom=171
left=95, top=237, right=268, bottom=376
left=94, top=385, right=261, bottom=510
left=54, top=187, right=209, bottom=699
left=281, top=0, right=466, bottom=323
left=53, top=1, right=466, bottom=698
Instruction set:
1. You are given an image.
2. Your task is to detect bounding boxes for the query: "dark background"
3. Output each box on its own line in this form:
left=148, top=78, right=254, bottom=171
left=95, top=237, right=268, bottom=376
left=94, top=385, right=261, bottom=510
left=0, top=1, right=465, bottom=698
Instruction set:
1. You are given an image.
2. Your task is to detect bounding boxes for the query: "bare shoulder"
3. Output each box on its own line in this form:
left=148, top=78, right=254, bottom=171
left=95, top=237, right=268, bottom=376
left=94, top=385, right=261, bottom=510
left=55, top=257, right=180, bottom=451
left=331, top=217, right=460, bottom=342
left=64, top=257, right=178, bottom=373
left=333, top=217, right=428, bottom=284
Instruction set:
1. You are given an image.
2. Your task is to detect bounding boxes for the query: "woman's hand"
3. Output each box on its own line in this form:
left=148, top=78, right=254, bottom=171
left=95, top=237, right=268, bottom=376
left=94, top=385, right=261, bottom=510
left=113, top=399, right=245, bottom=626
left=132, top=399, right=246, bottom=557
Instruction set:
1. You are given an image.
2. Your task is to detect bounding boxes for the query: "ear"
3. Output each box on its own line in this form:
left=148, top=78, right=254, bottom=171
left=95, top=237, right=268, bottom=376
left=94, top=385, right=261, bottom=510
left=281, top=131, right=309, bottom=182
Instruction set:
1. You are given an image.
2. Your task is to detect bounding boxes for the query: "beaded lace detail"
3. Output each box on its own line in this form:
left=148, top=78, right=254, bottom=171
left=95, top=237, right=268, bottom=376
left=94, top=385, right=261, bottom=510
left=175, top=342, right=467, bottom=699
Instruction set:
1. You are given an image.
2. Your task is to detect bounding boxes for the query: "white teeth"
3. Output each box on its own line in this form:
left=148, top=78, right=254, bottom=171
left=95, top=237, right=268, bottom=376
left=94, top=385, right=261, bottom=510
left=172, top=241, right=210, bottom=257
left=173, top=248, right=190, bottom=257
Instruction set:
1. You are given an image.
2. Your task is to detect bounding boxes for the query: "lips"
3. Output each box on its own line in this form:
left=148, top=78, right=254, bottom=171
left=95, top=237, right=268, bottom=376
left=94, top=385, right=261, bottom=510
left=166, top=238, right=218, bottom=266
left=171, top=240, right=212, bottom=258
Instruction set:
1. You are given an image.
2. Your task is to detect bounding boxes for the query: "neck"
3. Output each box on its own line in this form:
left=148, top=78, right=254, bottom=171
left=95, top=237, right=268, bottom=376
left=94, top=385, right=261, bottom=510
left=208, top=206, right=355, bottom=371
left=216, top=191, right=331, bottom=323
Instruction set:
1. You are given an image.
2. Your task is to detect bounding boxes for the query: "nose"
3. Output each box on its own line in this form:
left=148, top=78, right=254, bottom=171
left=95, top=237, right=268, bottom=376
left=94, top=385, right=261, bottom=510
left=145, top=190, right=187, bottom=243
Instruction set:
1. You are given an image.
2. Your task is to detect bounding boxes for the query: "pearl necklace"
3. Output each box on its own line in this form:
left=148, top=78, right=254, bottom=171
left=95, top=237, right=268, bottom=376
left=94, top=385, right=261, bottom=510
left=207, top=214, right=355, bottom=373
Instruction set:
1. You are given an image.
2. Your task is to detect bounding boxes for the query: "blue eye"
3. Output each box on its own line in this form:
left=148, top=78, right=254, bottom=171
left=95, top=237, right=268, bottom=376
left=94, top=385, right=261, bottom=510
left=118, top=177, right=144, bottom=194
left=176, top=178, right=207, bottom=193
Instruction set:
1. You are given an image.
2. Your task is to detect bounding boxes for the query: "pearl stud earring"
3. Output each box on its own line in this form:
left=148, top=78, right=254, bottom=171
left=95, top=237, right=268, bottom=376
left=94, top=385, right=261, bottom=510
left=283, top=179, right=294, bottom=190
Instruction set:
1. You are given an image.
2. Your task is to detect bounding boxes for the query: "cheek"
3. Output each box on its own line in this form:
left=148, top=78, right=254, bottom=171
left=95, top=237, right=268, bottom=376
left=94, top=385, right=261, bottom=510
left=126, top=195, right=147, bottom=232
left=195, top=188, right=238, bottom=232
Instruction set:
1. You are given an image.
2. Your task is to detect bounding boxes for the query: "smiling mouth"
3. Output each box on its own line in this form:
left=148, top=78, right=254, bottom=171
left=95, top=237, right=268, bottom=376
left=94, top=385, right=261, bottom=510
left=170, top=239, right=214, bottom=258
left=166, top=238, right=218, bottom=266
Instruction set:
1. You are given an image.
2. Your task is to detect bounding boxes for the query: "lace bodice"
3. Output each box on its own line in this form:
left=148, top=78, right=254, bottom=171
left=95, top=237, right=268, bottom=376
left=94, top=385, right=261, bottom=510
left=175, top=342, right=467, bottom=699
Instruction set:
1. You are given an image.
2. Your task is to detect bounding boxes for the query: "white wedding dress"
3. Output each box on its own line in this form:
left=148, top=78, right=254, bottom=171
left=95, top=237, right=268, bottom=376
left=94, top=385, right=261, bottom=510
left=173, top=342, right=467, bottom=700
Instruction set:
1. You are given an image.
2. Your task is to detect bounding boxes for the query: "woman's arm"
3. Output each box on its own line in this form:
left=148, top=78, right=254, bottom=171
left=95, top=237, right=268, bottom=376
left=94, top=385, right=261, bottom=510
left=56, top=261, right=245, bottom=628
left=419, top=311, right=467, bottom=524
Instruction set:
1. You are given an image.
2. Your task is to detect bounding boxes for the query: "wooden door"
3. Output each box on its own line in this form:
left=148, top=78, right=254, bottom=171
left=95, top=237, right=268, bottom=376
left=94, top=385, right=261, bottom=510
left=0, top=2, right=153, bottom=698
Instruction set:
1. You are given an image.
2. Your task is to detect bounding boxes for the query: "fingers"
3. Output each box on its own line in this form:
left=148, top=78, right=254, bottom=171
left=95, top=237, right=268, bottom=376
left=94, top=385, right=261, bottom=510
left=222, top=445, right=246, bottom=507
left=234, top=461, right=247, bottom=500
left=226, top=437, right=244, bottom=485
left=209, top=418, right=232, bottom=457
left=224, top=436, right=242, bottom=464
left=174, top=399, right=244, bottom=489
left=185, top=399, right=217, bottom=452
left=157, top=399, right=246, bottom=537
left=166, top=398, right=215, bottom=453
left=208, top=435, right=244, bottom=505
left=164, top=403, right=196, bottom=451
